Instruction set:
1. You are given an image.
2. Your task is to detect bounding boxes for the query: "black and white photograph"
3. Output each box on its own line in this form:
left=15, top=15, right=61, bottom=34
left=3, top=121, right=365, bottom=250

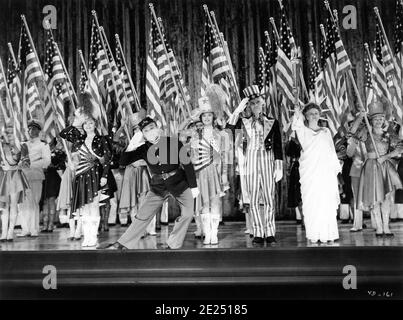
left=0, top=0, right=402, bottom=304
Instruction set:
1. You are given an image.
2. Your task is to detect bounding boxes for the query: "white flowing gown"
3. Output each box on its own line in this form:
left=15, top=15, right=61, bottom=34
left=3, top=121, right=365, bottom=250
left=292, top=110, right=341, bottom=242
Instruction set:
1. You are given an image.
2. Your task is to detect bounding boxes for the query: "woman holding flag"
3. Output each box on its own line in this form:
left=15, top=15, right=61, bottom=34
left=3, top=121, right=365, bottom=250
left=59, top=96, right=112, bottom=247
left=190, top=85, right=229, bottom=245
left=0, top=124, right=30, bottom=242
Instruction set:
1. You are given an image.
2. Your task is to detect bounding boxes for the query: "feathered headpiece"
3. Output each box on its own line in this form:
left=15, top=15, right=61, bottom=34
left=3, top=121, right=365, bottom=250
left=204, top=84, right=226, bottom=120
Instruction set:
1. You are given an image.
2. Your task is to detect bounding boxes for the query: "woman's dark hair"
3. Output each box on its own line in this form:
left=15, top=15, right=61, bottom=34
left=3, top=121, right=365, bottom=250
left=302, top=103, right=321, bottom=115
left=199, top=112, right=222, bottom=130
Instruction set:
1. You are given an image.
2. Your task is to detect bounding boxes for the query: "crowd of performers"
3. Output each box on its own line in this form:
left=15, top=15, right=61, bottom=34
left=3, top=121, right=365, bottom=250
left=1, top=82, right=403, bottom=249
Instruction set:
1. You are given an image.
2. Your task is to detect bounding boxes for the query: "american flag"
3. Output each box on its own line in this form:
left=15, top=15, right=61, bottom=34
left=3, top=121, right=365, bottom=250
left=308, top=45, right=325, bottom=103
left=276, top=7, right=296, bottom=130
left=87, top=18, right=110, bottom=134
left=257, top=47, right=266, bottom=90
left=0, top=60, right=10, bottom=123
left=364, top=49, right=375, bottom=108
left=101, top=30, right=129, bottom=129
left=79, top=57, right=88, bottom=94
left=43, top=28, right=68, bottom=141
left=334, top=24, right=352, bottom=126
left=115, top=39, right=137, bottom=111
left=201, top=11, right=232, bottom=112
left=266, top=30, right=279, bottom=118
left=394, top=0, right=403, bottom=82
left=276, top=7, right=296, bottom=110
left=146, top=19, right=166, bottom=127
left=7, top=49, right=23, bottom=149
left=373, top=23, right=391, bottom=103
left=322, top=17, right=341, bottom=131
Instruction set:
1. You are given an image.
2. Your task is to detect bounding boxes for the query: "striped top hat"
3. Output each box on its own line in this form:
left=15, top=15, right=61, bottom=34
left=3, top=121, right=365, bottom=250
left=243, top=85, right=262, bottom=99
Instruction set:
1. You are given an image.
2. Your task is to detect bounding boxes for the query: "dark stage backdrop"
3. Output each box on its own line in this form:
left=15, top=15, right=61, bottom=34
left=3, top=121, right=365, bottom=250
left=0, top=0, right=399, bottom=218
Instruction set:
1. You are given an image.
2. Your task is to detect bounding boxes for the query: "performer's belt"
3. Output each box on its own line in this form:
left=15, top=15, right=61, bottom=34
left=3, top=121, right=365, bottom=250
left=153, top=168, right=179, bottom=180
left=367, top=152, right=379, bottom=159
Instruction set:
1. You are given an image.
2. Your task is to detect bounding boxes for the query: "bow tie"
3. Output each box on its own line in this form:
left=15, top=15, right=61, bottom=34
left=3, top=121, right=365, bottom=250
left=252, top=114, right=264, bottom=127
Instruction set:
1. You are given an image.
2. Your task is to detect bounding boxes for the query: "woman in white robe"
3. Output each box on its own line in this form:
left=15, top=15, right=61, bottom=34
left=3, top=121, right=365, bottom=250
left=292, top=103, right=341, bottom=243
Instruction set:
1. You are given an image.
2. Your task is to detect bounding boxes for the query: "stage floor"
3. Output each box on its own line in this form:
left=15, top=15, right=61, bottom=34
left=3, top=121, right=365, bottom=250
left=1, top=220, right=403, bottom=251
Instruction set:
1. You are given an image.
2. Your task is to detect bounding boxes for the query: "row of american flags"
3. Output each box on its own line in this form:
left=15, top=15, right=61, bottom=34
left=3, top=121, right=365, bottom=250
left=1, top=1, right=403, bottom=153
left=256, top=0, right=403, bottom=137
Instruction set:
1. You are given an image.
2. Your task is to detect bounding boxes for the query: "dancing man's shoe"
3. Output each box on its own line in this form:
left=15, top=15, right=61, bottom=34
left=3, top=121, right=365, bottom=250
left=265, top=236, right=276, bottom=244
left=350, top=228, right=362, bottom=232
left=375, top=233, right=383, bottom=237
left=252, top=237, right=264, bottom=244
left=384, top=232, right=394, bottom=237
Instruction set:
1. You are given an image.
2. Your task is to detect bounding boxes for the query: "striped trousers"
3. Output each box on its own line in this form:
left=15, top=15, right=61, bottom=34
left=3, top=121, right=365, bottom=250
left=245, top=148, right=276, bottom=238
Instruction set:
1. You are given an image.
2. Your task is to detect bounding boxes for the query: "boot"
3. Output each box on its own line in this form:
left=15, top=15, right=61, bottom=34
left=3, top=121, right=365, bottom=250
left=103, top=201, right=110, bottom=232
left=48, top=209, right=55, bottom=232
left=339, top=204, right=350, bottom=223
left=382, top=205, right=394, bottom=236
left=1, top=211, right=9, bottom=240
left=81, top=216, right=91, bottom=247
left=87, top=216, right=100, bottom=247
left=210, top=214, right=220, bottom=245
left=6, top=208, right=17, bottom=240
left=41, top=205, right=49, bottom=232
left=74, top=217, right=82, bottom=240
left=245, top=210, right=252, bottom=234
left=372, top=208, right=384, bottom=236
left=194, top=215, right=203, bottom=238
left=68, top=218, right=76, bottom=240
left=201, top=214, right=211, bottom=245
left=146, top=215, right=157, bottom=236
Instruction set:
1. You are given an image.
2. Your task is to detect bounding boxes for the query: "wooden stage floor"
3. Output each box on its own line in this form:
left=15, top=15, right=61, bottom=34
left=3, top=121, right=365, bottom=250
left=1, top=220, right=403, bottom=299
left=1, top=220, right=403, bottom=251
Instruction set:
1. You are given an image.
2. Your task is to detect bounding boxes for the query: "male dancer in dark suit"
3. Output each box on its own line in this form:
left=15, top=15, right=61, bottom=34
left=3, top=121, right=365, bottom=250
left=101, top=116, right=199, bottom=250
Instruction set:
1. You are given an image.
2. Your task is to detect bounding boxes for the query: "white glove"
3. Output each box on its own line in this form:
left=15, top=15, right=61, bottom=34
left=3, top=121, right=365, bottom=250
left=228, top=98, right=249, bottom=125
left=274, top=160, right=283, bottom=183
left=126, top=131, right=145, bottom=152
left=190, top=187, right=200, bottom=199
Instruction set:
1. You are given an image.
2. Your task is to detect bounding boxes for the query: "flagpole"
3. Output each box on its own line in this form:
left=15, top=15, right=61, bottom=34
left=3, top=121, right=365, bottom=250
left=78, top=49, right=90, bottom=83
left=96, top=24, right=132, bottom=139
left=270, top=16, right=308, bottom=100
left=115, top=34, right=142, bottom=112
left=0, top=56, right=13, bottom=121
left=98, top=26, right=134, bottom=118
left=9, top=40, right=28, bottom=141
left=44, top=20, right=78, bottom=110
left=208, top=8, right=241, bottom=103
left=323, top=2, right=380, bottom=158
left=148, top=4, right=192, bottom=120
left=156, top=15, right=192, bottom=118
left=364, top=43, right=373, bottom=67
left=21, top=15, right=72, bottom=163
left=374, top=7, right=401, bottom=77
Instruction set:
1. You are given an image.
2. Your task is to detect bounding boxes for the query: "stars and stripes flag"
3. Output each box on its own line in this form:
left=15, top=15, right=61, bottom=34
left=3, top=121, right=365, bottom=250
left=308, top=45, right=325, bottom=105
left=7, top=49, right=23, bottom=149
left=276, top=7, right=296, bottom=129
left=115, top=39, right=137, bottom=111
left=364, top=49, right=375, bottom=108
left=394, top=0, right=403, bottom=85
left=0, top=60, right=11, bottom=123
left=19, top=22, right=44, bottom=140
left=372, top=23, right=402, bottom=121
left=265, top=30, right=279, bottom=118
left=146, top=18, right=166, bottom=127
left=87, top=18, right=110, bottom=134
left=79, top=57, right=88, bottom=95
left=321, top=17, right=341, bottom=132
left=334, top=21, right=353, bottom=126
left=43, top=28, right=69, bottom=141
left=257, top=47, right=266, bottom=90
left=201, top=11, right=232, bottom=114
left=101, top=30, right=130, bottom=129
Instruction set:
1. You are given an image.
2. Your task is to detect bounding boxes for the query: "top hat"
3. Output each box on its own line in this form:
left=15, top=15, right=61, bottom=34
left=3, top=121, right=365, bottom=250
left=243, top=85, right=262, bottom=99
left=368, top=100, right=385, bottom=118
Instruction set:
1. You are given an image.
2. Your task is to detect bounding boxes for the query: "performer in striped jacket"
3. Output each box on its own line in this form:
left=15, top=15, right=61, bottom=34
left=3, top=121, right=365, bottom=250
left=227, top=85, right=283, bottom=244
